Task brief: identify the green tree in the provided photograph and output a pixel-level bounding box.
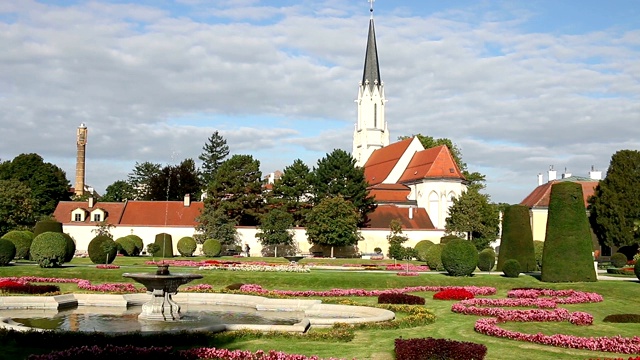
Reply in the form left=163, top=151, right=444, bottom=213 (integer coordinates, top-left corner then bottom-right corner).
left=0, top=153, right=70, bottom=216
left=444, top=188, right=500, bottom=250
left=127, top=161, right=162, bottom=200
left=312, top=149, right=376, bottom=226
left=387, top=219, right=410, bottom=260
left=195, top=208, right=240, bottom=246
left=91, top=221, right=114, bottom=239
left=542, top=182, right=597, bottom=282
left=398, top=134, right=486, bottom=190
left=269, top=159, right=313, bottom=226
left=101, top=180, right=135, bottom=202
left=147, top=158, right=201, bottom=201
left=305, top=196, right=363, bottom=248
left=204, top=154, right=263, bottom=225
left=0, top=179, right=37, bottom=235
left=588, top=150, right=640, bottom=248
left=256, top=208, right=295, bottom=247
left=199, top=131, right=230, bottom=187
left=496, top=204, right=536, bottom=272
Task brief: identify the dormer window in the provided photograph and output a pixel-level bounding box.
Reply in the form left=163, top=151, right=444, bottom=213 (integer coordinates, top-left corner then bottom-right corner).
left=90, top=208, right=107, bottom=223
left=71, top=208, right=88, bottom=222
left=93, top=213, right=101, bottom=222
left=74, top=213, right=82, bottom=222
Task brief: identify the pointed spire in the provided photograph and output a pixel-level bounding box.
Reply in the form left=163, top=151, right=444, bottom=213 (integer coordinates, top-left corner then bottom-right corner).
left=362, top=9, right=381, bottom=93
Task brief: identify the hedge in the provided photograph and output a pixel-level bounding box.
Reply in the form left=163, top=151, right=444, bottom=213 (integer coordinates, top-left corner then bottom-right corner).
left=30, top=232, right=67, bottom=268
left=541, top=182, right=597, bottom=282
left=0, top=239, right=16, bottom=266
left=424, top=244, right=444, bottom=271
left=153, top=233, right=174, bottom=258
left=611, top=252, right=628, bottom=268
left=477, top=248, right=496, bottom=272
left=1, top=230, right=32, bottom=260
left=88, top=235, right=117, bottom=264
left=126, top=235, right=144, bottom=255
left=497, top=204, right=536, bottom=272
left=33, top=220, right=63, bottom=236
left=414, top=240, right=434, bottom=262
left=61, top=233, right=76, bottom=263
left=441, top=239, right=478, bottom=276
left=502, top=259, right=521, bottom=278
left=177, top=236, right=197, bottom=257
left=202, top=239, right=222, bottom=257
left=115, top=237, right=136, bottom=256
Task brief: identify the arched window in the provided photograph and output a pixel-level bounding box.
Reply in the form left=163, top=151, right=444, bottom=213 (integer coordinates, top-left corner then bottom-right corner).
left=429, top=191, right=439, bottom=228
left=446, top=191, right=456, bottom=218
left=373, top=104, right=377, bottom=128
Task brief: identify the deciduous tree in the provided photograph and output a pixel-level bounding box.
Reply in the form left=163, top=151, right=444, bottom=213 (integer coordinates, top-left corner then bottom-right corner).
left=127, top=161, right=161, bottom=200
left=101, top=180, right=135, bottom=202
left=195, top=208, right=239, bottom=246
left=255, top=208, right=295, bottom=247
left=147, top=158, right=201, bottom=201
left=0, top=179, right=37, bottom=235
left=444, top=188, right=500, bottom=250
left=305, top=196, right=362, bottom=247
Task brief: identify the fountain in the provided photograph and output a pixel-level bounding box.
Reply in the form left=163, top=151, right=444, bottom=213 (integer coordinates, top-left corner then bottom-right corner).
left=122, top=264, right=202, bottom=321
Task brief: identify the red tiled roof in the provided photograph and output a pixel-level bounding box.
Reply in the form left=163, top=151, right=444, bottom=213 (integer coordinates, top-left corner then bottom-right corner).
left=368, top=183, right=411, bottom=203
left=119, top=201, right=203, bottom=226
left=366, top=205, right=434, bottom=230
left=363, top=138, right=414, bottom=186
left=398, top=145, right=465, bottom=183
left=53, top=201, right=126, bottom=225
left=520, top=178, right=599, bottom=208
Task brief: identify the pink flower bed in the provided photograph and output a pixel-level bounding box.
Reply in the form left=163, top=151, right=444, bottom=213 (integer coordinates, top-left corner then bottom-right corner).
left=385, top=264, right=430, bottom=272
left=396, top=272, right=419, bottom=276
left=507, top=288, right=604, bottom=304
left=238, top=284, right=496, bottom=297
left=96, top=264, right=120, bottom=269
left=0, top=276, right=142, bottom=293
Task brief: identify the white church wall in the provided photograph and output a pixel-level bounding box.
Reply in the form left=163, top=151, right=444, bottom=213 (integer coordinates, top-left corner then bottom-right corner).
left=411, top=181, right=466, bottom=229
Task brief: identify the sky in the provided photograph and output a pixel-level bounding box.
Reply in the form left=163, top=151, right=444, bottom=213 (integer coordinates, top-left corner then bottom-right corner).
left=1, top=0, right=639, bottom=204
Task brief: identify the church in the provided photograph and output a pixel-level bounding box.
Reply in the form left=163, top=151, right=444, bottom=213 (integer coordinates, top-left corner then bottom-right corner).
left=356, top=7, right=466, bottom=231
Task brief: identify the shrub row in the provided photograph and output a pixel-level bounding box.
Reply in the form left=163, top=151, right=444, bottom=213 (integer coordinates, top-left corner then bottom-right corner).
left=603, top=314, right=640, bottom=323
left=378, top=293, right=425, bottom=305
left=1, top=230, right=32, bottom=260
left=395, top=337, right=487, bottom=360
left=0, top=239, right=16, bottom=266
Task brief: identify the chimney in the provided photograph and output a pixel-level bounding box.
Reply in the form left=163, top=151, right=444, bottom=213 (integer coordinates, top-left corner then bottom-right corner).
left=589, top=165, right=602, bottom=180
left=183, top=194, right=191, bottom=207
left=74, top=123, right=88, bottom=197
left=537, top=173, right=543, bottom=186
left=409, top=207, right=414, bottom=220
left=562, top=167, right=572, bottom=179
left=548, top=165, right=557, bottom=182
left=88, top=196, right=94, bottom=208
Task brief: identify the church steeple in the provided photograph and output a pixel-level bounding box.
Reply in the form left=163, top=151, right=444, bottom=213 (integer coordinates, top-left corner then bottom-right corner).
left=353, top=1, right=390, bottom=168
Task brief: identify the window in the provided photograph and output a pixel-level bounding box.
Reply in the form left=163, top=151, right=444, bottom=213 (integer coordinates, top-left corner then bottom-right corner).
left=93, top=213, right=101, bottom=222
left=74, top=213, right=82, bottom=222
left=373, top=104, right=377, bottom=128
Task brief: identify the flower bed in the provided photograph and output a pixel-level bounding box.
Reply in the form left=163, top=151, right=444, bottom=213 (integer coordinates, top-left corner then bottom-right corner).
left=199, top=263, right=310, bottom=273
left=378, top=293, right=425, bottom=305
left=395, top=337, right=487, bottom=360
left=237, top=284, right=496, bottom=297
left=396, top=272, right=419, bottom=276
left=385, top=264, right=430, bottom=272
left=96, top=264, right=120, bottom=269
left=0, top=276, right=142, bottom=293
left=0, top=280, right=60, bottom=295
left=433, top=289, right=474, bottom=301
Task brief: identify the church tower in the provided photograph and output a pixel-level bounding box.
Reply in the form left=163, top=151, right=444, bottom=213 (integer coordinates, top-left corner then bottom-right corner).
left=353, top=1, right=389, bottom=167
left=74, top=123, right=88, bottom=197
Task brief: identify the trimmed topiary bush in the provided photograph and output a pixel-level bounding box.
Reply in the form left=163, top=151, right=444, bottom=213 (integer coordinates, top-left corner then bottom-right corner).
left=477, top=248, right=496, bottom=272
left=202, top=239, right=222, bottom=257
left=541, top=182, right=597, bottom=282
left=33, top=220, right=63, bottom=236
left=603, top=314, right=640, bottom=323
left=115, top=237, right=136, bottom=256
left=0, top=238, right=16, bottom=266
left=87, top=235, right=117, bottom=264
left=414, top=240, right=434, bottom=262
left=126, top=235, right=144, bottom=255
left=153, top=233, right=174, bottom=258
left=30, top=232, right=67, bottom=268
left=1, top=230, right=32, bottom=260
left=611, top=252, right=628, bottom=268
left=61, top=233, right=76, bottom=263
left=440, top=234, right=463, bottom=245
left=497, top=204, right=536, bottom=272
left=424, top=244, right=444, bottom=271
left=177, top=236, right=197, bottom=257
left=503, top=259, right=521, bottom=278
left=441, top=239, right=478, bottom=277
left=635, top=260, right=640, bottom=281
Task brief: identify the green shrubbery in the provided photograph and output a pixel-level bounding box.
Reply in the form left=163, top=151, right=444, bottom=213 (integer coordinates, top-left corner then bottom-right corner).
left=441, top=239, right=478, bottom=276
left=33, top=220, right=63, bottom=236
left=541, top=182, right=597, bottom=282
left=115, top=237, right=137, bottom=256
left=30, top=232, right=67, bottom=268
left=502, top=259, right=521, bottom=278
left=611, top=252, right=628, bottom=268
left=414, top=240, right=434, bottom=262
left=153, top=233, right=174, bottom=258
left=533, top=240, right=544, bottom=270
left=202, top=239, right=222, bottom=257
left=61, top=233, right=76, bottom=263
left=497, top=204, right=536, bottom=272
left=477, top=248, right=496, bottom=272
left=88, top=235, right=117, bottom=264
left=126, top=235, right=144, bottom=255
left=1, top=230, right=32, bottom=260
left=423, top=244, right=444, bottom=271
left=177, top=236, right=197, bottom=257
left=635, top=261, right=640, bottom=281
left=439, top=234, right=463, bottom=245
left=0, top=238, right=16, bottom=266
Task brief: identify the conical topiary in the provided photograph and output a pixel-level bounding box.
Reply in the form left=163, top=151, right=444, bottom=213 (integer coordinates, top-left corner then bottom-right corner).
left=153, top=233, right=174, bottom=258
left=497, top=204, right=536, bottom=272
left=541, top=182, right=597, bottom=282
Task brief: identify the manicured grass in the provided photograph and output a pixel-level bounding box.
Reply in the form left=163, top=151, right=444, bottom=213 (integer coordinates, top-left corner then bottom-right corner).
left=1, top=256, right=639, bottom=360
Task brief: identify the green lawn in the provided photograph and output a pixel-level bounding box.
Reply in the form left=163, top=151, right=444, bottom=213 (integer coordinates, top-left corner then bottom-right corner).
left=1, top=256, right=639, bottom=360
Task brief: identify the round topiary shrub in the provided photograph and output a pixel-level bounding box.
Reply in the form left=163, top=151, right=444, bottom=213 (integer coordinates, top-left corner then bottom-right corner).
left=440, top=234, right=464, bottom=245
left=503, top=259, right=521, bottom=278
left=88, top=235, right=117, bottom=264
left=414, top=240, right=434, bottom=262
left=61, top=233, right=76, bottom=263
left=635, top=260, right=640, bottom=281
left=153, top=233, right=174, bottom=258
left=33, top=220, right=63, bottom=236
left=115, top=236, right=136, bottom=256
left=424, top=244, right=444, bottom=271
left=0, top=238, right=16, bottom=266
left=202, top=239, right=222, bottom=257
left=1, top=230, right=32, bottom=260
left=611, top=252, right=628, bottom=268
left=126, top=235, right=144, bottom=255
left=441, top=239, right=479, bottom=276
left=30, top=232, right=67, bottom=268
left=478, top=248, right=496, bottom=272
left=177, top=236, right=197, bottom=257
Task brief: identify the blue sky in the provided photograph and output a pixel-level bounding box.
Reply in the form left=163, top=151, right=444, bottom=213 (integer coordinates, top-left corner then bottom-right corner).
left=1, top=0, right=639, bottom=204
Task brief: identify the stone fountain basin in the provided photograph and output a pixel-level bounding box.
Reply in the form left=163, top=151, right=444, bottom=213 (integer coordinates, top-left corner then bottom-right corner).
left=0, top=293, right=394, bottom=333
